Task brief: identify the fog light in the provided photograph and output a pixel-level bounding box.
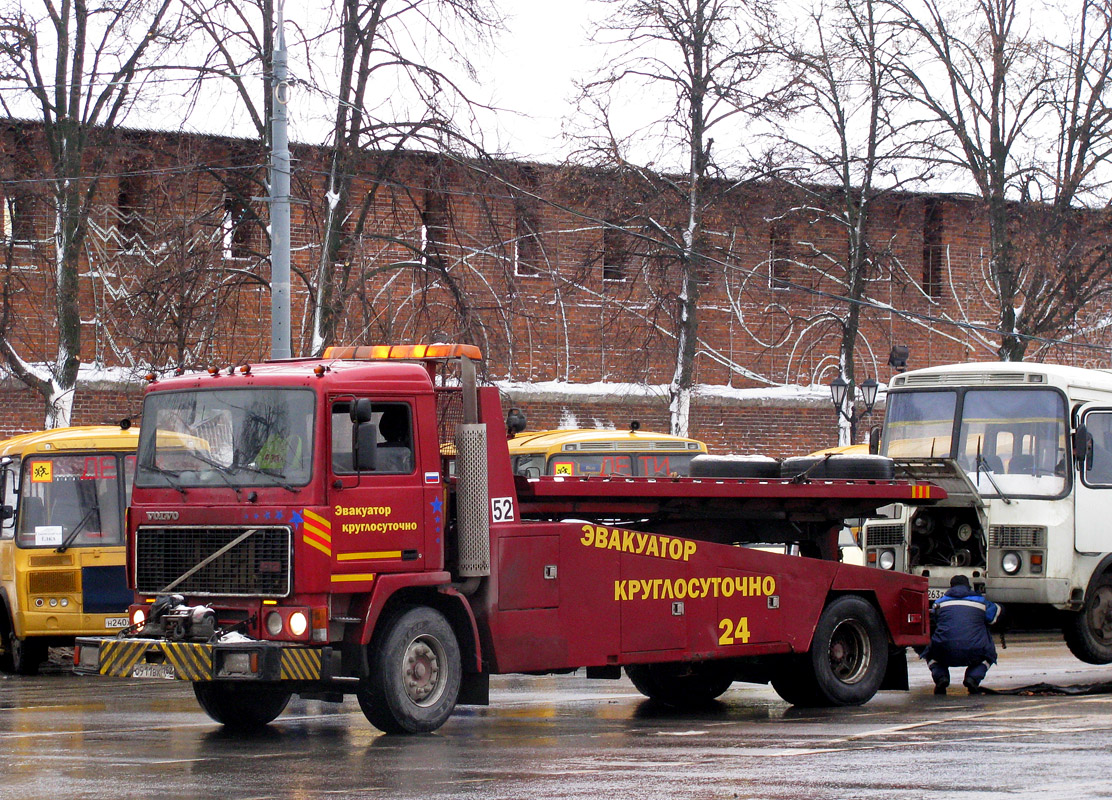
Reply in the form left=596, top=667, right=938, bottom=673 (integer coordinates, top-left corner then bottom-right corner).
left=77, top=644, right=100, bottom=671
left=266, top=611, right=284, bottom=636
left=1002, top=551, right=1022, bottom=574
left=288, top=611, right=308, bottom=637
left=218, top=651, right=256, bottom=677
left=878, top=549, right=896, bottom=570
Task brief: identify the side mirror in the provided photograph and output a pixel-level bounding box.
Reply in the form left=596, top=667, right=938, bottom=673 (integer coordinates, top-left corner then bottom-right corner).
left=0, top=505, right=13, bottom=521
left=1075, top=423, right=1093, bottom=471
left=353, top=421, right=378, bottom=472
left=350, top=398, right=374, bottom=424
left=868, top=427, right=881, bottom=455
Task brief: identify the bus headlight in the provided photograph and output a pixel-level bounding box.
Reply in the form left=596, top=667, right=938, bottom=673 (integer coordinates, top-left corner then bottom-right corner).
left=1002, top=551, right=1022, bottom=575
left=878, top=549, right=896, bottom=570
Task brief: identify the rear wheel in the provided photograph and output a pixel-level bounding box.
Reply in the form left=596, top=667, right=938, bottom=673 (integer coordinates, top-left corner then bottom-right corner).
left=1064, top=574, right=1112, bottom=664
left=357, top=606, right=461, bottom=734
left=625, top=661, right=734, bottom=708
left=193, top=682, right=292, bottom=728
left=772, top=595, right=888, bottom=707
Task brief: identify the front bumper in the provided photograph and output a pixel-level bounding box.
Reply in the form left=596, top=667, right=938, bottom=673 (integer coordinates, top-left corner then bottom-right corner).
left=74, top=636, right=331, bottom=683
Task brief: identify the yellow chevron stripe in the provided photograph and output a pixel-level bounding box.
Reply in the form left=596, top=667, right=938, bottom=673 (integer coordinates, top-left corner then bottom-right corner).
left=99, top=640, right=147, bottom=677
left=303, top=521, right=332, bottom=542
left=163, top=642, right=212, bottom=681
left=337, top=551, right=402, bottom=561
left=280, top=648, right=322, bottom=681
left=303, top=508, right=331, bottom=528
left=303, top=535, right=332, bottom=557
left=331, top=573, right=376, bottom=583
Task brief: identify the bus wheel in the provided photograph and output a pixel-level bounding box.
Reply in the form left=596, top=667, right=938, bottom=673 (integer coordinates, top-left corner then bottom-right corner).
left=357, top=606, right=461, bottom=734
left=1064, top=574, right=1112, bottom=664
left=775, top=596, right=887, bottom=707
left=625, top=662, right=734, bottom=708
left=193, top=682, right=291, bottom=728
left=0, top=612, right=45, bottom=676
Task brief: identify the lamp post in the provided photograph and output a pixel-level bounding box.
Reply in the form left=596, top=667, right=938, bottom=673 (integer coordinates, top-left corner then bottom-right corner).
left=829, top=375, right=879, bottom=444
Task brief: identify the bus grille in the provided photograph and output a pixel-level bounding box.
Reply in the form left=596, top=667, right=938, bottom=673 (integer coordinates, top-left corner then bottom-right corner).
left=865, top=524, right=905, bottom=546
left=28, top=570, right=77, bottom=594
left=990, top=525, right=1047, bottom=549
left=135, top=526, right=291, bottom=597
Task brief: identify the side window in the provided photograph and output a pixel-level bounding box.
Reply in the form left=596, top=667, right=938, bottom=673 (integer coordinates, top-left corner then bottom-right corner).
left=330, top=401, right=414, bottom=475
left=0, top=458, right=18, bottom=539
left=1084, top=411, right=1112, bottom=486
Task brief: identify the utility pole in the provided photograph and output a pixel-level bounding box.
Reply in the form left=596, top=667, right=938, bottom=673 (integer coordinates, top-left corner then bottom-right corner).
left=269, top=0, right=292, bottom=359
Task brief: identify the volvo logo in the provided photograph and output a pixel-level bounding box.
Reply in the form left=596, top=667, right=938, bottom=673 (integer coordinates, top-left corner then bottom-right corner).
left=145, top=511, right=179, bottom=521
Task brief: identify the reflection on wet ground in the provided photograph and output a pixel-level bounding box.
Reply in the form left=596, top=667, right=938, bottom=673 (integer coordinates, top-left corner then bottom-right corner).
left=2, top=634, right=1112, bottom=799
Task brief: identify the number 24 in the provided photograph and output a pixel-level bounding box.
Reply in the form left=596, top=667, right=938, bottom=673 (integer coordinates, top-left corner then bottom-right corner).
left=718, top=617, right=751, bottom=646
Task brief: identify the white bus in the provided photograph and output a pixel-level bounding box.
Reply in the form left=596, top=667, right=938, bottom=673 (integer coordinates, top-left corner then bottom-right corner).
left=861, top=361, right=1112, bottom=663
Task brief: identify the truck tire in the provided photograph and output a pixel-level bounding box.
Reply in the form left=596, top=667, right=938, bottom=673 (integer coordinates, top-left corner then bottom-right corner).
left=625, top=661, right=734, bottom=708
left=1064, top=573, right=1112, bottom=664
left=358, top=606, right=461, bottom=734
left=193, top=682, right=292, bottom=728
left=774, top=595, right=888, bottom=707
left=780, top=455, right=895, bottom=480
left=689, top=455, right=780, bottom=479
left=0, top=612, right=45, bottom=675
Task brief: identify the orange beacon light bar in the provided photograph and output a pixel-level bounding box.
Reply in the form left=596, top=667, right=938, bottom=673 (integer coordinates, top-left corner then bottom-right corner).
left=323, top=343, right=483, bottom=361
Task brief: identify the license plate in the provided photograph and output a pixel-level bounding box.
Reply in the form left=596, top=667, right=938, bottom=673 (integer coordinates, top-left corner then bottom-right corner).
left=928, top=588, right=945, bottom=600
left=132, top=663, right=176, bottom=680
left=105, top=617, right=128, bottom=629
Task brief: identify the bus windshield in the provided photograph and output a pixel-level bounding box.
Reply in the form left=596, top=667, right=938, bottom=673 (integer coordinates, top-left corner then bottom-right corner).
left=136, top=388, right=315, bottom=489
left=17, top=454, right=133, bottom=548
left=884, top=388, right=1067, bottom=498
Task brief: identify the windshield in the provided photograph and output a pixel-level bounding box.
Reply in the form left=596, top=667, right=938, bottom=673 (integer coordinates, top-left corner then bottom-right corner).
left=136, top=388, right=315, bottom=488
left=884, top=388, right=1067, bottom=498
left=17, top=454, right=133, bottom=548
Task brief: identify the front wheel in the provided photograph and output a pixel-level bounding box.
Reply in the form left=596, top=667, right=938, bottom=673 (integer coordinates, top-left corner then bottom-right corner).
left=193, top=682, right=292, bottom=728
left=0, top=612, right=46, bottom=675
left=1064, top=574, right=1112, bottom=664
left=773, top=595, right=888, bottom=707
left=357, top=606, right=461, bottom=734
left=625, top=661, right=734, bottom=708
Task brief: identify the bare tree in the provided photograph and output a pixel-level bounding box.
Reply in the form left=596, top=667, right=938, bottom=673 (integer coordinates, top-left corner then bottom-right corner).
left=764, top=0, right=913, bottom=442
left=578, top=0, right=780, bottom=436
left=0, top=0, right=179, bottom=426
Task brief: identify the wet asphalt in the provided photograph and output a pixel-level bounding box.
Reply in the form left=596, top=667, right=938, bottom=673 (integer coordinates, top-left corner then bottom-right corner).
left=1, top=633, right=1110, bottom=800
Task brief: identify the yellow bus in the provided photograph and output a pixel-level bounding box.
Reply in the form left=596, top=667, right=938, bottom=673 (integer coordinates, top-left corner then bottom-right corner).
left=507, top=425, right=707, bottom=478
left=0, top=424, right=138, bottom=674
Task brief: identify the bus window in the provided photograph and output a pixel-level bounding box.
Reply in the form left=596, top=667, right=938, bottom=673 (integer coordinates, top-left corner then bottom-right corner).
left=17, top=455, right=126, bottom=548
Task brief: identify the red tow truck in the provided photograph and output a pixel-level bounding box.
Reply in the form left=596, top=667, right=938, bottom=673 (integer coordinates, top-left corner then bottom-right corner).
left=75, top=344, right=943, bottom=733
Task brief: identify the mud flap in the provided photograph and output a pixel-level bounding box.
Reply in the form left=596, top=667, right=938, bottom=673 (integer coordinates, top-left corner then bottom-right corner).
left=879, top=647, right=909, bottom=690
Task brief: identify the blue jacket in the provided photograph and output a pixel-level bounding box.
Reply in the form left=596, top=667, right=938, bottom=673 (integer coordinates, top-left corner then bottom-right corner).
left=924, top=585, right=1002, bottom=666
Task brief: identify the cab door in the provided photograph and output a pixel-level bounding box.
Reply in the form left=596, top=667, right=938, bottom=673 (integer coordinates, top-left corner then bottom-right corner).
left=1074, top=404, right=1112, bottom=553
left=327, top=397, right=428, bottom=576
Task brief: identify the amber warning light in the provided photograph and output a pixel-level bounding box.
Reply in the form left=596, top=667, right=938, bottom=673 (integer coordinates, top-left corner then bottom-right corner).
left=324, top=343, right=482, bottom=361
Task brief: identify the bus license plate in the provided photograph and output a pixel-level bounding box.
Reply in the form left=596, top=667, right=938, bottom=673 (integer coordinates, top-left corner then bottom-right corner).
left=132, top=663, right=176, bottom=680
left=104, top=617, right=128, bottom=629
left=927, top=588, right=945, bottom=600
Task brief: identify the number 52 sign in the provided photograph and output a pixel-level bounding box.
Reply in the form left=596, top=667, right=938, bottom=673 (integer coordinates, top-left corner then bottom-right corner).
left=491, top=496, right=515, bottom=523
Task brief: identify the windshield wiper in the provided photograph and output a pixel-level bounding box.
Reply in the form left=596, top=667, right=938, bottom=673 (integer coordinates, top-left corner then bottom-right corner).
left=139, top=463, right=186, bottom=496
left=186, top=451, right=243, bottom=500
left=235, top=462, right=298, bottom=493
left=56, top=506, right=97, bottom=554
left=976, top=453, right=1013, bottom=505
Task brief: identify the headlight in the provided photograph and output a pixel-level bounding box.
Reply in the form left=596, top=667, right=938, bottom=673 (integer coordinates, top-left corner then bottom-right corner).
left=1002, top=551, right=1022, bottom=574
left=130, top=607, right=146, bottom=627
left=265, top=611, right=284, bottom=636
left=288, top=611, right=308, bottom=637
left=878, top=549, right=896, bottom=570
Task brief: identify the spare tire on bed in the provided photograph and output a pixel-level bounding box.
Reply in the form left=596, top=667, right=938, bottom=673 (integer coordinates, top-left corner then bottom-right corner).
left=780, top=454, right=895, bottom=480
left=689, top=454, right=781, bottom=479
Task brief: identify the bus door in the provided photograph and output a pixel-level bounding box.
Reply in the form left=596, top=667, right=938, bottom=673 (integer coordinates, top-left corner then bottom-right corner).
left=1075, top=405, right=1112, bottom=552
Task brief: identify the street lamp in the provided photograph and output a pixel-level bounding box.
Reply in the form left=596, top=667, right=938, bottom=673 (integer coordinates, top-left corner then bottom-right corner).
left=829, top=376, right=879, bottom=444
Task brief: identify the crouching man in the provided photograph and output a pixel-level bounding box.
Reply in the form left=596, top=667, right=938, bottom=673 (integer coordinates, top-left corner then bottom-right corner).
left=922, top=574, right=1003, bottom=695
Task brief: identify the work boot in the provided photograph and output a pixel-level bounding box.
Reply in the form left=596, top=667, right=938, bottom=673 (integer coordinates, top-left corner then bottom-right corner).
left=964, top=678, right=981, bottom=695
left=933, top=677, right=949, bottom=695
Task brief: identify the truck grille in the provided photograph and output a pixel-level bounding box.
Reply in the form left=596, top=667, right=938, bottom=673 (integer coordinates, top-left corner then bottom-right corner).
left=864, top=524, right=905, bottom=546
left=990, top=525, right=1046, bottom=548
left=135, top=526, right=291, bottom=597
